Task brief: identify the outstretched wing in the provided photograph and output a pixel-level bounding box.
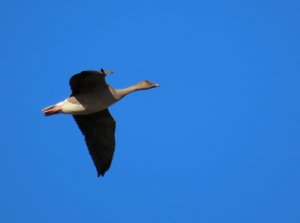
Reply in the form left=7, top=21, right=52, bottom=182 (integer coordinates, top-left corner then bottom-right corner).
left=69, top=70, right=108, bottom=96
left=73, top=109, right=116, bottom=177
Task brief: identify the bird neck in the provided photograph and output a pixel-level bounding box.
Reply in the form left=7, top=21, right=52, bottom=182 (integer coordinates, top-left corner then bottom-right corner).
left=113, top=83, right=144, bottom=99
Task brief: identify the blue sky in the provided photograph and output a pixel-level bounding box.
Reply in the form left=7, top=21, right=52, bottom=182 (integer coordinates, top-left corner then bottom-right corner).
left=1, top=0, right=300, bottom=222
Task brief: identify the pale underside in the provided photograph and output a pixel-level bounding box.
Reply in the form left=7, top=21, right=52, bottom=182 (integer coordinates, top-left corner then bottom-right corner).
left=61, top=86, right=119, bottom=115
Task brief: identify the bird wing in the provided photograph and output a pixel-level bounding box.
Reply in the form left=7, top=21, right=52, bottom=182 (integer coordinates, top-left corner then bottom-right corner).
left=73, top=109, right=116, bottom=177
left=69, top=70, right=108, bottom=96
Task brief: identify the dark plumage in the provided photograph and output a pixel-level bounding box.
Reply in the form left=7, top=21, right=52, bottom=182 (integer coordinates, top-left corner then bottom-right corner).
left=42, top=69, right=159, bottom=177
left=73, top=110, right=116, bottom=177
left=69, top=70, right=108, bottom=96
left=70, top=70, right=116, bottom=176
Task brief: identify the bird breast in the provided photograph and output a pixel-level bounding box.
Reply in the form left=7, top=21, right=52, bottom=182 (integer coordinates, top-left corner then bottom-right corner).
left=61, top=86, right=119, bottom=115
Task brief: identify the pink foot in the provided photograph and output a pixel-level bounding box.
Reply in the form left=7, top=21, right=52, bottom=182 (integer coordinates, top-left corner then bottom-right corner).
left=42, top=105, right=62, bottom=116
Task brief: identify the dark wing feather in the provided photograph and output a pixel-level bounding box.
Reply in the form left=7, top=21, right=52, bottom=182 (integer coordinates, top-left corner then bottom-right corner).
left=73, top=109, right=116, bottom=177
left=69, top=70, right=108, bottom=96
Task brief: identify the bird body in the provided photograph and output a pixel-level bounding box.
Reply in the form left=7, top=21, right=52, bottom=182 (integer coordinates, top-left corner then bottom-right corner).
left=48, top=86, right=119, bottom=115
left=42, top=69, right=158, bottom=177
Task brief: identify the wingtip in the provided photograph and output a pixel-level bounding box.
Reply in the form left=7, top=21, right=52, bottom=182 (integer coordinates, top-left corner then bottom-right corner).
left=100, top=68, right=113, bottom=76
left=97, top=172, right=105, bottom=177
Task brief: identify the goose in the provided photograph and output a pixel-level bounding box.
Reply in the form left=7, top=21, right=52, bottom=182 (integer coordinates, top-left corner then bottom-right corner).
left=42, top=69, right=159, bottom=177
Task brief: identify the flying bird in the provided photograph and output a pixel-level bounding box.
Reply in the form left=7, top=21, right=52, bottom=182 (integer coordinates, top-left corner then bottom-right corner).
left=42, top=69, right=159, bottom=177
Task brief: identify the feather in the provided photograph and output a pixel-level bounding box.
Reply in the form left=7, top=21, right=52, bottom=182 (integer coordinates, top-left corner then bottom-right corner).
left=73, top=109, right=116, bottom=177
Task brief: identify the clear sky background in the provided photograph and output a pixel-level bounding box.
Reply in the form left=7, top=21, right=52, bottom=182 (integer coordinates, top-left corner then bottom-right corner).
left=1, top=0, right=300, bottom=222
